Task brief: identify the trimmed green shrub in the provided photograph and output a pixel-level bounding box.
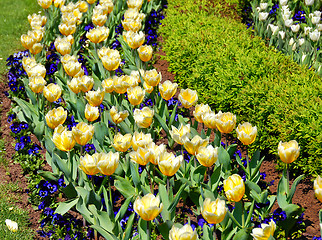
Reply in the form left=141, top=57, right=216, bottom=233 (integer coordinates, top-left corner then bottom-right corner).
left=159, top=0, right=322, bottom=175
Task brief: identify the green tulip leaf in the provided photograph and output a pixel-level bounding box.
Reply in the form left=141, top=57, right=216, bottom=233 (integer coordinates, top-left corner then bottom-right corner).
left=90, top=225, right=119, bottom=240
left=218, top=146, right=231, bottom=172
left=55, top=198, right=79, bottom=215
left=123, top=212, right=135, bottom=240
left=287, top=174, right=304, bottom=202
left=227, top=144, right=237, bottom=158
left=115, top=196, right=133, bottom=223
left=157, top=220, right=173, bottom=239
left=168, top=183, right=187, bottom=213
left=114, top=177, right=136, bottom=198
left=233, top=228, right=251, bottom=240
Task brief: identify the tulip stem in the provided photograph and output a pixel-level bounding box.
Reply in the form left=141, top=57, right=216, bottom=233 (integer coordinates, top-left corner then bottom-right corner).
left=108, top=177, right=113, bottom=205
left=286, top=164, right=290, bottom=196
left=246, top=148, right=250, bottom=177
left=241, top=200, right=245, bottom=228
left=147, top=220, right=151, bottom=240
left=167, top=177, right=170, bottom=194
left=208, top=167, right=211, bottom=186
left=98, top=175, right=109, bottom=196
left=213, top=224, right=217, bottom=240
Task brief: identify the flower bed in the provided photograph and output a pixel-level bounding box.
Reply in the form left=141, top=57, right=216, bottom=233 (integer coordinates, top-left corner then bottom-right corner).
left=2, top=0, right=322, bottom=239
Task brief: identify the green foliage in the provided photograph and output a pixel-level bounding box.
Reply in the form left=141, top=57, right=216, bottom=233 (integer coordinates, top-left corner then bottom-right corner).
left=159, top=0, right=322, bottom=175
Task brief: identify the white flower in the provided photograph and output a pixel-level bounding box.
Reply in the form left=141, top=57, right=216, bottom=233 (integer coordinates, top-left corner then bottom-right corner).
left=309, top=29, right=320, bottom=42
left=279, top=31, right=285, bottom=40
left=269, top=24, right=279, bottom=35
left=5, top=219, right=18, bottom=232
left=284, top=19, right=293, bottom=27
left=289, top=38, right=294, bottom=46
left=305, top=0, right=314, bottom=6
left=291, top=24, right=300, bottom=33
left=312, top=17, right=320, bottom=24
left=304, top=27, right=312, bottom=35
left=299, top=38, right=305, bottom=46
left=259, top=12, right=269, bottom=21
left=260, top=3, right=268, bottom=10
left=280, top=0, right=288, bottom=6
left=317, top=24, right=322, bottom=31
left=292, top=43, right=296, bottom=51
left=302, top=54, right=307, bottom=63
left=314, top=11, right=321, bottom=18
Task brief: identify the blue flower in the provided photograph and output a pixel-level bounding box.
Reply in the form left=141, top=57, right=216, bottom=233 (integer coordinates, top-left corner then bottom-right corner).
left=20, top=122, right=29, bottom=129
left=20, top=135, right=31, bottom=143
left=58, top=177, right=66, bottom=187
left=47, top=183, right=58, bottom=194
left=84, top=144, right=96, bottom=153
left=38, top=201, right=46, bottom=210
left=39, top=190, right=48, bottom=198
left=10, top=122, right=21, bottom=133
left=15, top=142, right=25, bottom=151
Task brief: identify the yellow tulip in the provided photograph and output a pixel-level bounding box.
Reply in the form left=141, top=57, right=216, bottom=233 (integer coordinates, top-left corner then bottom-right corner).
left=127, top=0, right=144, bottom=9
left=251, top=219, right=276, bottom=240
left=144, top=69, right=161, bottom=87
left=183, top=135, right=209, bottom=156
left=278, top=140, right=300, bottom=164
left=52, top=125, right=75, bottom=152
left=178, top=88, right=198, bottom=108
left=129, top=147, right=151, bottom=166
left=223, top=174, right=245, bottom=202
left=63, top=60, right=82, bottom=77
left=214, top=111, right=236, bottom=134
left=79, top=154, right=99, bottom=175
left=28, top=76, right=46, bottom=93
left=100, top=0, right=114, bottom=14
left=236, top=122, right=257, bottom=145
left=137, top=45, right=153, bottom=62
left=79, top=75, right=94, bottom=92
left=201, top=198, right=227, bottom=224
left=67, top=77, right=81, bottom=94
left=37, top=0, right=52, bottom=9
left=102, top=78, right=114, bottom=93
left=67, top=35, right=74, bottom=45
left=122, top=19, right=142, bottom=32
left=26, top=63, right=46, bottom=78
left=148, top=143, right=166, bottom=165
left=30, top=43, right=43, bottom=55
left=193, top=104, right=211, bottom=123
left=100, top=48, right=121, bottom=71
left=113, top=75, right=129, bottom=94
left=21, top=34, right=36, bottom=50
left=28, top=29, right=44, bottom=42
left=54, top=36, right=71, bottom=55
left=133, top=107, right=154, bottom=128
left=92, top=12, right=107, bottom=26
left=159, top=80, right=178, bottom=101
left=85, top=104, right=99, bottom=122
left=169, top=124, right=191, bottom=145
left=110, top=106, right=129, bottom=124
left=96, top=152, right=119, bottom=175
left=58, top=23, right=76, bottom=36
left=5, top=219, right=18, bottom=232
left=54, top=0, right=65, bottom=8
left=123, top=75, right=139, bottom=88
left=169, top=224, right=199, bottom=240
left=28, top=13, right=47, bottom=27
left=127, top=86, right=145, bottom=106
left=85, top=88, right=105, bottom=107
left=134, top=193, right=163, bottom=221
left=22, top=57, right=36, bottom=72
left=113, top=132, right=132, bottom=152
left=196, top=145, right=218, bottom=167
left=86, top=26, right=109, bottom=44
left=45, top=107, right=67, bottom=129
left=314, top=176, right=322, bottom=203
left=61, top=54, right=78, bottom=65
left=202, top=111, right=217, bottom=129
left=143, top=81, right=153, bottom=94
left=72, top=122, right=94, bottom=145
left=124, top=8, right=145, bottom=21
left=130, top=69, right=143, bottom=82
left=123, top=31, right=145, bottom=49
left=158, top=151, right=182, bottom=177
left=87, top=0, right=97, bottom=4
left=78, top=1, right=88, bottom=12
left=132, top=131, right=153, bottom=151
left=43, top=83, right=62, bottom=102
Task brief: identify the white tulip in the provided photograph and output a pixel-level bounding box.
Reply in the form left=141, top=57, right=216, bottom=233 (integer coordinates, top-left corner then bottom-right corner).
left=269, top=24, right=279, bottom=35
left=312, top=17, right=320, bottom=24
left=259, top=12, right=269, bottom=21
left=304, top=27, right=312, bottom=35
left=280, top=0, right=288, bottom=6
left=305, top=0, right=314, bottom=6
left=289, top=38, right=294, bottom=46
left=279, top=31, right=285, bottom=40
left=302, top=54, right=307, bottom=63
left=317, top=24, right=322, bottom=31
left=284, top=19, right=293, bottom=27
left=309, top=29, right=320, bottom=42
left=291, top=24, right=300, bottom=33
left=314, top=11, right=321, bottom=18
left=260, top=3, right=268, bottom=11
left=292, top=43, right=296, bottom=51
left=299, top=38, right=305, bottom=46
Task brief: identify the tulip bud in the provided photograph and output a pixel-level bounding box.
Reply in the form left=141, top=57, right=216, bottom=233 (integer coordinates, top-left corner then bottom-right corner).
left=38, top=0, right=52, bottom=9
left=214, top=111, right=236, bottom=134
left=113, top=132, right=132, bottom=152
left=169, top=224, right=199, bottom=240
left=183, top=135, right=209, bottom=155
left=236, top=122, right=257, bottom=145
left=85, top=88, right=105, bottom=107
left=196, top=145, right=218, bottom=167
left=278, top=140, right=300, bottom=164
left=79, top=154, right=99, bottom=175
left=169, top=124, right=191, bottom=145
left=45, top=107, right=67, bottom=129
left=159, top=80, right=178, bottom=101
left=193, top=104, right=211, bottom=123
left=85, top=104, right=99, bottom=122
left=178, top=88, right=198, bottom=108
left=201, top=198, right=227, bottom=224
left=96, top=152, right=119, bottom=175
left=29, top=76, right=46, bottom=93
left=314, top=176, right=322, bottom=203
left=110, top=106, right=129, bottom=124
left=127, top=86, right=145, bottom=106
left=137, top=45, right=153, bottom=62
left=133, top=107, right=154, bottom=128
left=5, top=219, right=18, bottom=232
left=132, top=131, right=153, bottom=151
left=102, top=78, right=114, bottom=93
left=52, top=125, right=75, bottom=151
left=224, top=174, right=245, bottom=202
left=158, top=151, right=182, bottom=177
left=144, top=69, right=161, bottom=87
left=134, top=193, right=163, bottom=221
left=251, top=219, right=276, bottom=240
left=43, top=83, right=62, bottom=102
left=72, top=122, right=94, bottom=145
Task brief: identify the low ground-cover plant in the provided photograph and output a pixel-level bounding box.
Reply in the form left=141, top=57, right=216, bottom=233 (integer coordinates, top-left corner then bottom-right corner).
left=158, top=0, right=322, bottom=176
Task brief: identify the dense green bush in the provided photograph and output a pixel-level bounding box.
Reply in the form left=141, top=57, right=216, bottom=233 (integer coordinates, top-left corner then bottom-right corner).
left=159, top=0, right=322, bottom=175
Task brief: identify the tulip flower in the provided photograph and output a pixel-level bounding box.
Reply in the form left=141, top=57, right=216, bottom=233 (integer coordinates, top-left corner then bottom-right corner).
left=124, top=75, right=139, bottom=88
left=28, top=76, right=46, bottom=93
left=134, top=193, right=163, bottom=221
left=223, top=174, right=245, bottom=202
left=61, top=54, right=78, bottom=65
left=122, top=18, right=142, bottom=32
left=54, top=0, right=65, bottom=8
left=178, top=88, right=198, bottom=108
left=196, top=145, right=218, bottom=167
left=137, top=45, right=153, bottom=62
left=100, top=0, right=114, bottom=14
left=309, top=29, right=320, bottom=42
left=124, top=8, right=144, bottom=20
left=169, top=124, right=191, bottom=145
left=37, top=0, right=52, bottom=9
left=147, top=143, right=166, bottom=165
left=27, top=63, right=46, bottom=78
left=86, top=26, right=109, bottom=44
left=259, top=12, right=269, bottom=21
left=214, top=111, right=236, bottom=134
left=169, top=224, right=199, bottom=240
left=251, top=219, right=276, bottom=240
left=22, top=57, right=36, bottom=71
left=193, top=104, right=211, bottom=123
left=183, top=135, right=209, bottom=156
left=144, top=69, right=161, bottom=87
left=68, top=77, right=81, bottom=94
left=85, top=88, right=105, bottom=107
left=45, top=107, right=68, bottom=129
left=58, top=23, right=76, bottom=36
left=85, top=104, right=99, bottom=122
left=133, top=107, right=154, bottom=128
left=30, top=43, right=43, bottom=55
left=113, top=132, right=132, bottom=152
left=54, top=36, right=71, bottom=55
left=291, top=24, right=300, bottom=33
left=78, top=1, right=89, bottom=12
left=127, top=86, right=145, bottom=106
left=236, top=122, right=257, bottom=145
left=63, top=60, right=82, bottom=77
left=101, top=78, right=114, bottom=93
left=314, top=176, right=322, bottom=202
left=129, top=147, right=151, bottom=166
left=143, top=81, right=153, bottom=94
left=5, top=219, right=18, bottom=232
left=305, top=0, right=314, bottom=6
left=28, top=13, right=47, bottom=27
left=127, top=0, right=144, bottom=9
left=43, top=83, right=62, bottom=102
left=124, top=31, right=145, bottom=49
left=52, top=125, right=75, bottom=152
left=21, top=34, right=36, bottom=50
left=201, top=198, right=227, bottom=224
left=132, top=131, right=153, bottom=151
left=110, top=106, right=129, bottom=124
left=79, top=154, right=99, bottom=175
left=87, top=0, right=97, bottom=4
left=92, top=12, right=107, bottom=26
left=159, top=80, right=178, bottom=101
left=202, top=111, right=217, bottom=129
left=79, top=75, right=94, bottom=92
left=113, top=75, right=129, bottom=94
left=72, top=122, right=94, bottom=146
left=158, top=151, right=182, bottom=177
left=278, top=140, right=300, bottom=164
left=96, top=152, right=119, bottom=176
left=100, top=48, right=121, bottom=71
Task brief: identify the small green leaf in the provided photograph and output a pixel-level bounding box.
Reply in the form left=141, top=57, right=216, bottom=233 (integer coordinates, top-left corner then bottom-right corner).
left=55, top=198, right=79, bottom=215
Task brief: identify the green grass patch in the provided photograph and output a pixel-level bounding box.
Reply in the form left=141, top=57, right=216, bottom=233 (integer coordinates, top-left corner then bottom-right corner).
left=0, top=0, right=40, bottom=76
left=159, top=0, right=322, bottom=175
